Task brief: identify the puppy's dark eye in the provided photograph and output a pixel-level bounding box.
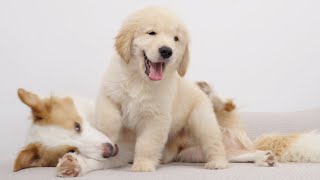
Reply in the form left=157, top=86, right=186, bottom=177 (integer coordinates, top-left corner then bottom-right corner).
left=74, top=122, right=81, bottom=133
left=148, top=31, right=156, bottom=35
left=174, top=36, right=179, bottom=41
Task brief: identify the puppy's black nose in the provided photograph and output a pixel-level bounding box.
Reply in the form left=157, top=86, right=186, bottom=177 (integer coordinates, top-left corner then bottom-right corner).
left=159, top=46, right=172, bottom=59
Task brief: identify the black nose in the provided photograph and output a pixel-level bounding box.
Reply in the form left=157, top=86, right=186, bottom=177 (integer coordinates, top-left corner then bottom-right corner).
left=159, top=46, right=172, bottom=59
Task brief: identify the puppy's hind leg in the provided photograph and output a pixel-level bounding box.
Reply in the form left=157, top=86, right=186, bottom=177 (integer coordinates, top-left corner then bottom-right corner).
left=188, top=101, right=229, bottom=169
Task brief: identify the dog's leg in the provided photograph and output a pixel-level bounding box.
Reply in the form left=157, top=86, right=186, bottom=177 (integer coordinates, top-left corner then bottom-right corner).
left=131, top=114, right=170, bottom=172
left=95, top=95, right=122, bottom=142
left=229, top=150, right=276, bottom=167
left=189, top=101, right=229, bottom=169
left=176, top=146, right=205, bottom=163
left=161, top=143, right=179, bottom=164
left=56, top=153, right=104, bottom=177
left=56, top=149, right=132, bottom=177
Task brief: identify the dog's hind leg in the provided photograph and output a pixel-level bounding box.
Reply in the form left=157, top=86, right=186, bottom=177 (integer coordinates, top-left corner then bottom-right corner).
left=188, top=100, right=228, bottom=169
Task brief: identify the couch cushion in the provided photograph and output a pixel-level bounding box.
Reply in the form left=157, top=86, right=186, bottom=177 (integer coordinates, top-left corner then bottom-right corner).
left=2, top=109, right=320, bottom=179
left=240, top=109, right=320, bottom=138
left=2, top=159, right=320, bottom=180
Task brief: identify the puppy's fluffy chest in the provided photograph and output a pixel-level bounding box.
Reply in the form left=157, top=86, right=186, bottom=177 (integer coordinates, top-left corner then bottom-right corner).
left=103, top=68, right=177, bottom=130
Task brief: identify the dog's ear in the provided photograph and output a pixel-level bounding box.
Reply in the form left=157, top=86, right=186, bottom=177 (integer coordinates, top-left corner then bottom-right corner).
left=178, top=46, right=189, bottom=77
left=13, top=144, right=40, bottom=172
left=17, top=88, right=48, bottom=121
left=115, top=23, right=135, bottom=64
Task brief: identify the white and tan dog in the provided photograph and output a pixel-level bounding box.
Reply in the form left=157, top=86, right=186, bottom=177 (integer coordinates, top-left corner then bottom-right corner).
left=95, top=7, right=228, bottom=172
left=14, top=89, right=121, bottom=176
left=183, top=82, right=320, bottom=165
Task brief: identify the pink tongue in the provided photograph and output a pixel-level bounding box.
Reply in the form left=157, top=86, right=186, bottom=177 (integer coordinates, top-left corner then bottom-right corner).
left=149, top=62, right=163, bottom=81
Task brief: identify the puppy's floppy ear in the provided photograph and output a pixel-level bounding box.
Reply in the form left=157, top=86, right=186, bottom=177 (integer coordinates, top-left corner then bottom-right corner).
left=13, top=144, right=40, bottom=172
left=178, top=46, right=189, bottom=77
left=17, top=88, right=48, bottom=121
left=115, top=23, right=135, bottom=64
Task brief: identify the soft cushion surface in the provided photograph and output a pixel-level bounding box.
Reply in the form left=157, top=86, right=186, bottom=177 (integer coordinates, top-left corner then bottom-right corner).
left=2, top=109, right=320, bottom=179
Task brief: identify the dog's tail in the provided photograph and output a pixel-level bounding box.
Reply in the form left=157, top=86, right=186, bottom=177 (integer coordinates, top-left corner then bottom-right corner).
left=255, top=130, right=320, bottom=162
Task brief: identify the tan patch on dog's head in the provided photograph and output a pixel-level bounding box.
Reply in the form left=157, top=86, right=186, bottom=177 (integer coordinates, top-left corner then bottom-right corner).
left=17, top=88, right=82, bottom=131
left=254, top=134, right=300, bottom=158
left=13, top=143, right=77, bottom=172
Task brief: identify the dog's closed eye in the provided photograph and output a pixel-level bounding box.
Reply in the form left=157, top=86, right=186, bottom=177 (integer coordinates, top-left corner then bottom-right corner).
left=148, top=31, right=157, bottom=35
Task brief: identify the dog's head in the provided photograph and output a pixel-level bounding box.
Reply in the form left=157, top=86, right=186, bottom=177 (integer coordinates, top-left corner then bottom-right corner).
left=14, top=89, right=118, bottom=172
left=115, top=7, right=190, bottom=81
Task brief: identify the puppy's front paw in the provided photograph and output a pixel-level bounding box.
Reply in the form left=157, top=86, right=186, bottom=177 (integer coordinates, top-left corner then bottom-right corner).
left=56, top=153, right=81, bottom=177
left=205, top=159, right=229, bottom=170
left=255, top=150, right=277, bottom=167
left=131, top=159, right=155, bottom=172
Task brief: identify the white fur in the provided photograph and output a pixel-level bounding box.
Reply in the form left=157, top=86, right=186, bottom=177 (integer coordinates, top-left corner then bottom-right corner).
left=281, top=131, right=320, bottom=162
left=26, top=98, right=113, bottom=161
left=95, top=7, right=228, bottom=172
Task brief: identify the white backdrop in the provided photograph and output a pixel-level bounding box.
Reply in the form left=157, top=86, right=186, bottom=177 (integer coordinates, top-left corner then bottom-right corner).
left=0, top=0, right=320, bottom=160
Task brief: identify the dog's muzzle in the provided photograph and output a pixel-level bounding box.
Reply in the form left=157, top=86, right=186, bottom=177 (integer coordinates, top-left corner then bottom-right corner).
left=144, top=51, right=166, bottom=81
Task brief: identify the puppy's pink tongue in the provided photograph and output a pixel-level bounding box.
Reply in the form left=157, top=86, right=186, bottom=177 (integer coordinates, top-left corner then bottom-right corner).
left=149, top=62, right=163, bottom=81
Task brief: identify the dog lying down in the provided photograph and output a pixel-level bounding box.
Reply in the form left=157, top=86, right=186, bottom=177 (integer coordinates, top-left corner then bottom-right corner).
left=14, top=85, right=320, bottom=177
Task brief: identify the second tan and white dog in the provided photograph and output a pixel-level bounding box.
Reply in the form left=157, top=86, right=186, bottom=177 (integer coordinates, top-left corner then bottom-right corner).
left=198, top=82, right=320, bottom=164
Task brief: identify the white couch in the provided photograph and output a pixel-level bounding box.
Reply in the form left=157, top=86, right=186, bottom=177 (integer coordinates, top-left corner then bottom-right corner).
left=1, top=109, right=320, bottom=180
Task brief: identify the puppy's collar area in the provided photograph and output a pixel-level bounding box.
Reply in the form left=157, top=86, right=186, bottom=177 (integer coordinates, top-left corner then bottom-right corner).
left=143, top=51, right=165, bottom=81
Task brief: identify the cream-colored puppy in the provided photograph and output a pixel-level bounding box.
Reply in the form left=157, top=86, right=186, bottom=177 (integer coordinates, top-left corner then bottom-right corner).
left=95, top=7, right=228, bottom=172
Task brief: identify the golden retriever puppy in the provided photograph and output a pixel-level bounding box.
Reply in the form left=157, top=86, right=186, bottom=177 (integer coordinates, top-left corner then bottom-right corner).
left=95, top=7, right=228, bottom=172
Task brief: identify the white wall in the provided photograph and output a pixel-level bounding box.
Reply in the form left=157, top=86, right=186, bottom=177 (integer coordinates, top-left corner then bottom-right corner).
left=0, top=0, right=319, bottom=159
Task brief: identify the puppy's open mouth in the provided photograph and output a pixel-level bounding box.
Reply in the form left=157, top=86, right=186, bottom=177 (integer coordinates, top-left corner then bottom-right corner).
left=144, top=51, right=165, bottom=81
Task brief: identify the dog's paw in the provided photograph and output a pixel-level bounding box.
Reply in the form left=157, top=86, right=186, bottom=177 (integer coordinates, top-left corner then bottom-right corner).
left=131, top=159, right=155, bottom=172
left=205, top=159, right=229, bottom=170
left=56, top=153, right=81, bottom=177
left=255, top=150, right=277, bottom=167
